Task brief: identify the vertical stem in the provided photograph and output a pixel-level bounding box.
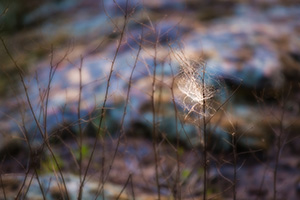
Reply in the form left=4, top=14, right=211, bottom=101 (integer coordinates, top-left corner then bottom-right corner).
left=77, top=57, right=83, bottom=200
left=273, top=145, right=279, bottom=200
left=0, top=172, right=6, bottom=200
left=130, top=172, right=136, bottom=200
left=273, top=89, right=289, bottom=200
left=151, top=29, right=161, bottom=200
left=232, top=132, right=237, bottom=200
left=170, top=65, right=181, bottom=199
left=202, top=67, right=207, bottom=200
left=273, top=112, right=284, bottom=200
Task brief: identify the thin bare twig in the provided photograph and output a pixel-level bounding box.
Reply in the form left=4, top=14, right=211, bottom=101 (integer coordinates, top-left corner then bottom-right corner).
left=78, top=1, right=130, bottom=199
left=170, top=59, right=181, bottom=200
left=77, top=56, right=84, bottom=200
left=116, top=174, right=133, bottom=200
left=100, top=26, right=143, bottom=193
left=151, top=26, right=161, bottom=200
left=0, top=37, right=71, bottom=200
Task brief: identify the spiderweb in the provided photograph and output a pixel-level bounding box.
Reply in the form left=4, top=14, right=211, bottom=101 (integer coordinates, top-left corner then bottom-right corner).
left=173, top=50, right=219, bottom=121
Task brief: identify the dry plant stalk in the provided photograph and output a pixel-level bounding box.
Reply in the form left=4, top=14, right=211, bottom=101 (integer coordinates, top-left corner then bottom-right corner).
left=174, top=50, right=215, bottom=200
left=150, top=28, right=161, bottom=200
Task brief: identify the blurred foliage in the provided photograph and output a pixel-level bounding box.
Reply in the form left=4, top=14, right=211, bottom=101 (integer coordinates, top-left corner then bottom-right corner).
left=40, top=152, right=64, bottom=173
left=74, top=144, right=90, bottom=161
left=181, top=169, right=191, bottom=180
left=0, top=0, right=42, bottom=33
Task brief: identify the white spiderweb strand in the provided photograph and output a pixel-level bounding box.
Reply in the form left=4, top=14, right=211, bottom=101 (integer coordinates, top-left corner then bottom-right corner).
left=175, top=53, right=216, bottom=120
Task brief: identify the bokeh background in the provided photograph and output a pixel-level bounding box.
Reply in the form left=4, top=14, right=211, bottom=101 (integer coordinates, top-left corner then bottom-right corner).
left=0, top=0, right=300, bottom=199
